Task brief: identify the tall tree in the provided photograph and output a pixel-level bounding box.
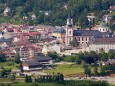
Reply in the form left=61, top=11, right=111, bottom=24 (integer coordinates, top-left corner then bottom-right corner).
left=14, top=53, right=21, bottom=64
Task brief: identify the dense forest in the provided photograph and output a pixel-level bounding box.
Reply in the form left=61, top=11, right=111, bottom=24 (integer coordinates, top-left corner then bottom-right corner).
left=0, top=0, right=115, bottom=26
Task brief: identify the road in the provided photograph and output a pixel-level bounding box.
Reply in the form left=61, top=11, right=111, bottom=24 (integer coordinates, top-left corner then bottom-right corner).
left=64, top=76, right=115, bottom=85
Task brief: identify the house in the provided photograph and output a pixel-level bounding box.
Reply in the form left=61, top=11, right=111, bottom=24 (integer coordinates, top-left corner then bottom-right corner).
left=103, top=15, right=112, bottom=24
left=106, top=59, right=115, bottom=65
left=14, top=44, right=42, bottom=58
left=3, top=48, right=16, bottom=58
left=0, top=42, right=8, bottom=49
left=20, top=31, right=41, bottom=43
left=3, top=7, right=11, bottom=16
left=42, top=43, right=61, bottom=55
left=87, top=37, right=115, bottom=52
left=108, top=6, right=115, bottom=12
left=3, top=32, right=16, bottom=39
left=51, top=26, right=65, bottom=43
left=31, top=14, right=36, bottom=20
left=42, top=43, right=71, bottom=55
left=22, top=56, right=53, bottom=71
left=87, top=15, right=96, bottom=22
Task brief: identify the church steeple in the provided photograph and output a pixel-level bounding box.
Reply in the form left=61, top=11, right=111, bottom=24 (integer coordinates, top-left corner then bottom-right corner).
left=66, top=14, right=73, bottom=27
left=65, top=14, right=74, bottom=45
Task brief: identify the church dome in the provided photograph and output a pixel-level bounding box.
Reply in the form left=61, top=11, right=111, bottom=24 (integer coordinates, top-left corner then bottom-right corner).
left=99, top=21, right=107, bottom=27
left=98, top=21, right=109, bottom=32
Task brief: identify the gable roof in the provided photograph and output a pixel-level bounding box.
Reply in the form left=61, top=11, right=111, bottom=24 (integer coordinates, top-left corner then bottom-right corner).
left=35, top=56, right=52, bottom=62
left=106, top=59, right=115, bottom=65
left=28, top=56, right=52, bottom=62
left=91, top=37, right=115, bottom=44
left=73, top=30, right=110, bottom=37
left=0, top=38, right=12, bottom=43
left=23, top=60, right=42, bottom=66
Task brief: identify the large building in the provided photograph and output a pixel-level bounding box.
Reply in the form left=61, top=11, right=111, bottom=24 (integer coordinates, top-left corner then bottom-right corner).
left=65, top=18, right=111, bottom=48
left=22, top=56, right=53, bottom=72
left=87, top=37, right=115, bottom=52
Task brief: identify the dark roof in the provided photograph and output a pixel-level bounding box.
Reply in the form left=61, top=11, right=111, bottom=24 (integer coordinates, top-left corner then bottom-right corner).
left=99, top=21, right=108, bottom=27
left=23, top=60, right=42, bottom=66
left=0, top=38, right=12, bottom=43
left=54, top=26, right=66, bottom=33
left=73, top=30, right=110, bottom=37
left=91, top=37, right=115, bottom=44
left=33, top=56, right=52, bottom=62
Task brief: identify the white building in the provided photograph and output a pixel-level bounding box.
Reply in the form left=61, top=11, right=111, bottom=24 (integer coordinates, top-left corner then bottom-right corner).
left=42, top=43, right=62, bottom=55
left=31, top=14, right=36, bottom=20
left=87, top=37, right=115, bottom=52
left=3, top=7, right=11, bottom=16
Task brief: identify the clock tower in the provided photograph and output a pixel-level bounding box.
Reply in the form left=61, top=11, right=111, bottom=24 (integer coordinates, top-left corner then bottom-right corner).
left=65, top=17, right=73, bottom=45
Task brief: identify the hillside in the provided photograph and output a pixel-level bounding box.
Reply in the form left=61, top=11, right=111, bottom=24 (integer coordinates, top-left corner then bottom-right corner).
left=0, top=0, right=115, bottom=26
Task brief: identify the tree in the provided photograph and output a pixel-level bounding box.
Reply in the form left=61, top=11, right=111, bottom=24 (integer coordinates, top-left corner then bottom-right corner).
left=25, top=75, right=28, bottom=83
left=75, top=52, right=84, bottom=64
left=84, top=66, right=91, bottom=77
left=93, top=67, right=98, bottom=76
left=25, top=75, right=32, bottom=83
left=108, top=51, right=114, bottom=59
left=70, top=38, right=79, bottom=47
left=101, top=52, right=108, bottom=62
left=28, top=76, right=32, bottom=83
left=100, top=66, right=106, bottom=76
left=0, top=83, right=4, bottom=86
left=14, top=53, right=21, bottom=64
left=0, top=53, right=6, bottom=62
left=64, top=55, right=76, bottom=62
left=48, top=52, right=59, bottom=60
left=31, top=83, right=39, bottom=86
left=0, top=67, right=6, bottom=77
left=58, top=73, right=64, bottom=83
left=8, top=74, right=15, bottom=83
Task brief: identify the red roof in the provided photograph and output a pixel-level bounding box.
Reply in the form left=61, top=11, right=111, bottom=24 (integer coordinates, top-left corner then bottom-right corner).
left=22, top=32, right=41, bottom=36
left=2, top=49, right=15, bottom=54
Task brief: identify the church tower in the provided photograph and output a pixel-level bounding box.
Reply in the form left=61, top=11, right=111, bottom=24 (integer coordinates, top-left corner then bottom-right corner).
left=65, top=16, right=73, bottom=45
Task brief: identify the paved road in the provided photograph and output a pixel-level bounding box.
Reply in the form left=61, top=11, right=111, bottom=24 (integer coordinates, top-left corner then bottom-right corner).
left=65, top=76, right=115, bottom=85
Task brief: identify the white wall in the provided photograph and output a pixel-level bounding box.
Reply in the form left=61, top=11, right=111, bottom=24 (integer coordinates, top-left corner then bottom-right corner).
left=88, top=43, right=115, bottom=52
left=23, top=66, right=29, bottom=70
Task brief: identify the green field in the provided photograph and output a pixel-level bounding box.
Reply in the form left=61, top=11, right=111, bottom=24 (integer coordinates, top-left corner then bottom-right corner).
left=0, top=81, right=113, bottom=86
left=44, top=64, right=85, bottom=76
left=0, top=61, right=19, bottom=69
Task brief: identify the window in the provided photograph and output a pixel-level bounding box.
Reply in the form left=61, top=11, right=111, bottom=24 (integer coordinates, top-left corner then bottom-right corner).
left=69, top=31, right=71, bottom=35
left=78, top=37, right=80, bottom=41
left=86, top=37, right=87, bottom=41
left=82, top=37, right=83, bottom=41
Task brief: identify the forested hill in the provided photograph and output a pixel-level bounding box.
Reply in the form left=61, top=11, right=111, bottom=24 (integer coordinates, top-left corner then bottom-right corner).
left=0, top=0, right=115, bottom=26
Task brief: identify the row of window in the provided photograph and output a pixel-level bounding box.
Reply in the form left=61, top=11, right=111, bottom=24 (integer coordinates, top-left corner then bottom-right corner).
left=77, top=37, right=89, bottom=41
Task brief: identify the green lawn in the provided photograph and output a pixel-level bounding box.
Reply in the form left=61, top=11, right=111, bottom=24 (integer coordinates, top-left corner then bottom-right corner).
left=44, top=64, right=85, bottom=76
left=0, top=78, right=11, bottom=82
left=0, top=61, right=19, bottom=69
left=1, top=82, right=114, bottom=86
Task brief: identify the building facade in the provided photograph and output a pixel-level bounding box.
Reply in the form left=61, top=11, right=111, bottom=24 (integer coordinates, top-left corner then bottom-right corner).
left=87, top=37, right=115, bottom=52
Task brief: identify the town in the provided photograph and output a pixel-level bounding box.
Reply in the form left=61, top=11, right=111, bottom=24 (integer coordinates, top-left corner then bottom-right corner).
left=0, top=0, right=114, bottom=86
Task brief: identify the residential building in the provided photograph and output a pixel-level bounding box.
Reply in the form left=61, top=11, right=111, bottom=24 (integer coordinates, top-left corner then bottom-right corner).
left=51, top=26, right=65, bottom=42
left=31, top=14, right=36, bottom=20
left=3, top=7, right=11, bottom=16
